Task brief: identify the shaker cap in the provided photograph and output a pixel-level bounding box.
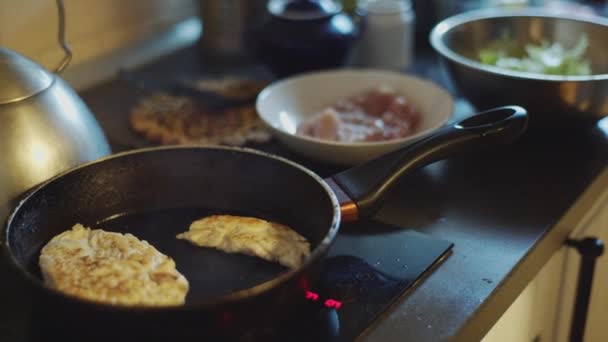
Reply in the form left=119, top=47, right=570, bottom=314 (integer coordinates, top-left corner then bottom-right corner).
left=358, top=0, right=412, bottom=14
left=268, top=0, right=342, bottom=20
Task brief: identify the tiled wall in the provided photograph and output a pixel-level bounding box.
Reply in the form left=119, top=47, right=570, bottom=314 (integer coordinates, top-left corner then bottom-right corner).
left=0, top=0, right=197, bottom=72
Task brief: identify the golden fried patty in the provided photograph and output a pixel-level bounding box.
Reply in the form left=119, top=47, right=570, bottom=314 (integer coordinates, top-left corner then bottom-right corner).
left=177, top=215, right=311, bottom=269
left=39, top=224, right=189, bottom=306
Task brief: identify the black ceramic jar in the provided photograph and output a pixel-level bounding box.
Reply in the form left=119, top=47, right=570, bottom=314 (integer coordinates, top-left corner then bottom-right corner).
left=251, top=0, right=363, bottom=77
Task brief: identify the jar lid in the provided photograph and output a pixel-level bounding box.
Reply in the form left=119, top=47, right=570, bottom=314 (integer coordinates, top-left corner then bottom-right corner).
left=268, top=0, right=342, bottom=20
left=0, top=47, right=53, bottom=105
left=358, top=0, right=412, bottom=14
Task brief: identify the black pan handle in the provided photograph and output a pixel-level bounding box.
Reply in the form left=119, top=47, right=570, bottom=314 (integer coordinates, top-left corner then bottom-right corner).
left=330, top=105, right=528, bottom=219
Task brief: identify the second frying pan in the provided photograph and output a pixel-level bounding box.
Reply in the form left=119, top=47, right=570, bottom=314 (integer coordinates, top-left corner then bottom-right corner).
left=2, top=106, right=527, bottom=340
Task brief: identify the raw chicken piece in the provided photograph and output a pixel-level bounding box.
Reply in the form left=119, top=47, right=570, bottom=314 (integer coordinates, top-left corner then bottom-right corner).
left=297, top=86, right=421, bottom=142
left=297, top=108, right=341, bottom=141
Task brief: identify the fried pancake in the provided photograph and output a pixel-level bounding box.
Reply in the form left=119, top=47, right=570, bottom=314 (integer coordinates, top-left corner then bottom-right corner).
left=39, top=224, right=189, bottom=306
left=176, top=215, right=310, bottom=269
left=128, top=78, right=271, bottom=146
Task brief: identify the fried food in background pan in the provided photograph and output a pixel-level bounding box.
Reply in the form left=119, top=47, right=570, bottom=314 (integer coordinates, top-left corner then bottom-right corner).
left=129, top=77, right=271, bottom=146
left=39, top=224, right=189, bottom=306
left=176, top=215, right=311, bottom=269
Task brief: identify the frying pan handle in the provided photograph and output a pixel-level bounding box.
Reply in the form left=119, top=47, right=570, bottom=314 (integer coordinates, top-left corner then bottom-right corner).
left=329, top=105, right=528, bottom=220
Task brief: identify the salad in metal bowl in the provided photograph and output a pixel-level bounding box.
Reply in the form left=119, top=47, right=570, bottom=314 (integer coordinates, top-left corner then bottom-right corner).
left=479, top=34, right=591, bottom=76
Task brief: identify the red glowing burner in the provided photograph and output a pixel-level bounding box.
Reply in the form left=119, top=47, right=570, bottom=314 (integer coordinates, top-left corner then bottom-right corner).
left=305, top=291, right=342, bottom=310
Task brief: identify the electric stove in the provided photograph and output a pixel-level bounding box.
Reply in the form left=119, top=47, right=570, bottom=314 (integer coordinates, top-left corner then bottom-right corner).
left=0, top=220, right=451, bottom=342
left=239, top=219, right=453, bottom=341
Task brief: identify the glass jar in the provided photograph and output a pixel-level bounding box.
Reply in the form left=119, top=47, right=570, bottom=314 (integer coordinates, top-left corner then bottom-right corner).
left=352, top=0, right=416, bottom=70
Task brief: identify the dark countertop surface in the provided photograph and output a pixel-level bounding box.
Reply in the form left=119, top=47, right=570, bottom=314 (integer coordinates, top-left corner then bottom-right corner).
left=53, top=46, right=608, bottom=341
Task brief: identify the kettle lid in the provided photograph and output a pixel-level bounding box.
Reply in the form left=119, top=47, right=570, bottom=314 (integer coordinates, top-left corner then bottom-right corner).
left=0, top=47, right=54, bottom=105
left=268, top=0, right=341, bottom=20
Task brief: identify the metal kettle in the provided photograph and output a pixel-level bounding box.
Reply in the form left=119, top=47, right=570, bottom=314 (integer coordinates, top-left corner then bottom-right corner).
left=0, top=0, right=110, bottom=219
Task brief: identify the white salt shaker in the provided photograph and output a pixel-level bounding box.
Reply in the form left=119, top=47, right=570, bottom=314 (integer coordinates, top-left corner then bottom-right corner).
left=352, top=0, right=415, bottom=70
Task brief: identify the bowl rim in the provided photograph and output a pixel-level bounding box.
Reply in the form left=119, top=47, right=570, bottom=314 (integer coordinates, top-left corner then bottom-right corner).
left=255, top=68, right=454, bottom=148
left=429, top=7, right=608, bottom=82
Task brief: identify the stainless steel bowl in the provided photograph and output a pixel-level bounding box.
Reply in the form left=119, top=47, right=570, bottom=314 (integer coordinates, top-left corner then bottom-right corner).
left=430, top=8, right=608, bottom=126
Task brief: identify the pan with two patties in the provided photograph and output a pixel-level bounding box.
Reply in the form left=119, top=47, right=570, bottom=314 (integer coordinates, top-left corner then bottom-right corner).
left=2, top=106, right=527, bottom=341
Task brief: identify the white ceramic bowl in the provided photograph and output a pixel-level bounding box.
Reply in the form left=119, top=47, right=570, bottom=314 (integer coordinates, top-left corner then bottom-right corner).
left=256, top=69, right=454, bottom=165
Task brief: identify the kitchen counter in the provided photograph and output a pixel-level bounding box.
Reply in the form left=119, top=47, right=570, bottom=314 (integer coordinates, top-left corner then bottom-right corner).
left=76, top=46, right=608, bottom=341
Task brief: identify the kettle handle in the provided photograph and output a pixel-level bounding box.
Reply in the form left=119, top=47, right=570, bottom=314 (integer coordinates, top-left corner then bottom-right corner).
left=54, top=0, right=72, bottom=73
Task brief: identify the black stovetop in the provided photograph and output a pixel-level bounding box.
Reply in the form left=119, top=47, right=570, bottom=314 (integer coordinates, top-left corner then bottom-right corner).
left=0, top=220, right=451, bottom=342
left=313, top=221, right=452, bottom=341
left=261, top=220, right=453, bottom=342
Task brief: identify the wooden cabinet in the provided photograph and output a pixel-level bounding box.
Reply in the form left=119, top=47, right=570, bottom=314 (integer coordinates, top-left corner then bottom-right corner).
left=482, top=172, right=608, bottom=342
left=481, top=248, right=567, bottom=342
left=553, top=187, right=608, bottom=342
